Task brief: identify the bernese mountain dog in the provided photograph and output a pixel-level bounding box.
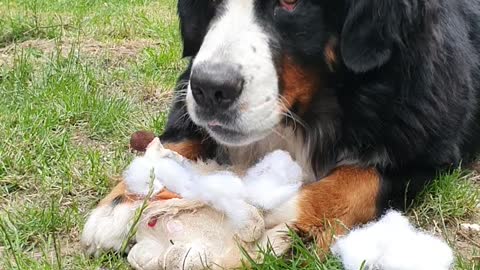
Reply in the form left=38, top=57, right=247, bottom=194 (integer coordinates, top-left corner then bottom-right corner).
left=88, top=0, right=480, bottom=253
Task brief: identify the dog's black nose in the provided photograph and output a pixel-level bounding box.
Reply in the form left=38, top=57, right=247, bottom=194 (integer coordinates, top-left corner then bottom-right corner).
left=190, top=63, right=244, bottom=109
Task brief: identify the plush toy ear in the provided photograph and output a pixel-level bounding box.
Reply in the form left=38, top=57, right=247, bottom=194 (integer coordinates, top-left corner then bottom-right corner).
left=178, top=0, right=215, bottom=57
left=340, top=0, right=419, bottom=73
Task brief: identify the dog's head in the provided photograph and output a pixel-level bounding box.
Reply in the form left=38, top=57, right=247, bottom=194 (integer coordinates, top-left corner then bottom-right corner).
left=179, top=0, right=423, bottom=146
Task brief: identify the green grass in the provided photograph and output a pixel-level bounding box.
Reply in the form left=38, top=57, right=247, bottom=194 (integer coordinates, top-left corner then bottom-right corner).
left=0, top=0, right=479, bottom=269
left=411, top=169, right=479, bottom=226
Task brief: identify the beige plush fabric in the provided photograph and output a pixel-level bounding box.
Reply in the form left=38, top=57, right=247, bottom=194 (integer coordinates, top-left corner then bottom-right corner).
left=127, top=199, right=288, bottom=270
left=80, top=138, right=298, bottom=269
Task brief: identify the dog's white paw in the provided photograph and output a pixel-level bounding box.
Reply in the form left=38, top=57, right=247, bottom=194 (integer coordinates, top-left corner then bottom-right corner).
left=81, top=202, right=139, bottom=256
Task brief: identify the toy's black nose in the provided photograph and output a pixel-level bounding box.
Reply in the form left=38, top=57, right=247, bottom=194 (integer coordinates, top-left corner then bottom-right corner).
left=190, top=63, right=244, bottom=110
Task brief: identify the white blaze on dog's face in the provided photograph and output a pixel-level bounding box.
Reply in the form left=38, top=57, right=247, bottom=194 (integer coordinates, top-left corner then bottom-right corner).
left=186, top=0, right=282, bottom=146
left=179, top=0, right=331, bottom=150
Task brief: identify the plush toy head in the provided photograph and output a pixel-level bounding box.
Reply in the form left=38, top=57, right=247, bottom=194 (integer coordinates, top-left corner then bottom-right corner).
left=122, top=137, right=303, bottom=270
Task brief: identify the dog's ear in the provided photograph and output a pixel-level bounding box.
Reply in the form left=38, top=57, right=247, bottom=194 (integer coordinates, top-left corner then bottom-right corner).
left=340, top=0, right=420, bottom=73
left=178, top=0, right=215, bottom=57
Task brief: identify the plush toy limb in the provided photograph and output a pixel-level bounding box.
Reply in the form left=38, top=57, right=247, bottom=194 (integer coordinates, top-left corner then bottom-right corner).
left=81, top=199, right=141, bottom=256
left=124, top=138, right=193, bottom=198
left=163, top=242, right=214, bottom=270
left=145, top=138, right=189, bottom=164
left=233, top=204, right=265, bottom=243
left=128, top=240, right=213, bottom=270
left=82, top=136, right=204, bottom=256
left=130, top=130, right=204, bottom=160
left=81, top=181, right=179, bottom=256
left=128, top=240, right=166, bottom=270
left=257, top=223, right=292, bottom=256
left=145, top=138, right=192, bottom=172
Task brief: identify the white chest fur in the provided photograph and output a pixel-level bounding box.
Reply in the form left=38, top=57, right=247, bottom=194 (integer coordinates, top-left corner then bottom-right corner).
left=224, top=126, right=316, bottom=183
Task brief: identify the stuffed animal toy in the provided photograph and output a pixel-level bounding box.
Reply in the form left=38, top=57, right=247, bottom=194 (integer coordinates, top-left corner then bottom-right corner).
left=87, top=137, right=303, bottom=270
left=83, top=132, right=455, bottom=270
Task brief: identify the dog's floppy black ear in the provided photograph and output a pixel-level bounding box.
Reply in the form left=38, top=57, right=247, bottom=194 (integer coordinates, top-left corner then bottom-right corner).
left=340, top=0, right=419, bottom=73
left=178, top=0, right=215, bottom=57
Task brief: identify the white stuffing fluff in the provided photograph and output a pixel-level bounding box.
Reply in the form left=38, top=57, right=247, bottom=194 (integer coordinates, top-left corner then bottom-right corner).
left=123, top=138, right=303, bottom=226
left=331, top=210, right=454, bottom=270
left=153, top=158, right=194, bottom=195
left=122, top=156, right=165, bottom=196
left=243, top=150, right=302, bottom=210
left=123, top=138, right=194, bottom=196
left=186, top=172, right=252, bottom=224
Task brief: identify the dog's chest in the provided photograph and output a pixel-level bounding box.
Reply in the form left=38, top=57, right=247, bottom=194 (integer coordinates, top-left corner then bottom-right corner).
left=223, top=126, right=316, bottom=183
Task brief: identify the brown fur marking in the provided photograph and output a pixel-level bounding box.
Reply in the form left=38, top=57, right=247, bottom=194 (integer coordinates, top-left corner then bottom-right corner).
left=125, top=189, right=182, bottom=202
left=324, top=37, right=338, bottom=72
left=164, top=140, right=203, bottom=160
left=280, top=56, right=320, bottom=113
left=98, top=181, right=128, bottom=207
left=295, top=166, right=380, bottom=252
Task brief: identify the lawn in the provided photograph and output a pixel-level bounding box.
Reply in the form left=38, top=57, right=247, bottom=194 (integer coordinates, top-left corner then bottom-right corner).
left=0, top=0, right=478, bottom=269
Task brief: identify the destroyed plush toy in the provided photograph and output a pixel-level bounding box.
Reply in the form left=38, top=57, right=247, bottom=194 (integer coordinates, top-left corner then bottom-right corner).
left=90, top=137, right=302, bottom=270
left=82, top=133, right=455, bottom=270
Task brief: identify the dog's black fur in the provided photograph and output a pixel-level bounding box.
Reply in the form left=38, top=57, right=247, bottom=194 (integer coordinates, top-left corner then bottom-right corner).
left=161, top=0, right=480, bottom=212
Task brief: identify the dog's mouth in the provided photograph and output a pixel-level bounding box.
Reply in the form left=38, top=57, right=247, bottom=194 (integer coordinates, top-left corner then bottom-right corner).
left=189, top=109, right=279, bottom=146
left=186, top=85, right=282, bottom=146
left=204, top=118, right=273, bottom=146
left=207, top=122, right=246, bottom=140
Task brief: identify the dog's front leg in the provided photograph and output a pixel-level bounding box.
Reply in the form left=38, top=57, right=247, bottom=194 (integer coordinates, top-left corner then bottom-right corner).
left=295, top=166, right=381, bottom=253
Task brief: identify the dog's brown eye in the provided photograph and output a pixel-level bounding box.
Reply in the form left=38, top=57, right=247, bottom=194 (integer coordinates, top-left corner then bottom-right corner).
left=279, top=0, right=298, bottom=11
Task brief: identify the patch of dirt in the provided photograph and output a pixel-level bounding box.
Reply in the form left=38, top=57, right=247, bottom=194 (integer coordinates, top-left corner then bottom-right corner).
left=0, top=38, right=160, bottom=66
left=451, top=174, right=480, bottom=264
left=469, top=160, right=480, bottom=173
left=452, top=214, right=480, bottom=258
left=71, top=127, right=117, bottom=152
left=142, top=85, right=175, bottom=112
left=409, top=173, right=480, bottom=266
left=414, top=212, right=480, bottom=265
left=30, top=239, right=78, bottom=262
